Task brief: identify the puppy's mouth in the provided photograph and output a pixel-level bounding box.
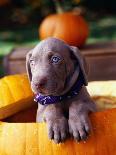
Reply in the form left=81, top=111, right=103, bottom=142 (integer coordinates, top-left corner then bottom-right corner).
left=33, top=83, right=61, bottom=96
left=40, top=81, right=66, bottom=96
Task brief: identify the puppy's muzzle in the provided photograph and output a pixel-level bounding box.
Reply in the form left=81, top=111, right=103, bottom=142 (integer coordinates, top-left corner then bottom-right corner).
left=33, top=77, right=47, bottom=90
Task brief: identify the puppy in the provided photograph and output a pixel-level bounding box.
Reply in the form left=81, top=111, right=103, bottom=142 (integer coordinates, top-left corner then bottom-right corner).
left=26, top=37, right=96, bottom=143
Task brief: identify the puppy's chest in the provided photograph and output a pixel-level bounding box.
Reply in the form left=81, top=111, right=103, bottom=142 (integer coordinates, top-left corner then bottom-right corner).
left=62, top=95, right=79, bottom=110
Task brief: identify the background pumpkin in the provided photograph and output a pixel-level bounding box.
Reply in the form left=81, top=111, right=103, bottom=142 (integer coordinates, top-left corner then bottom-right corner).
left=0, top=74, right=34, bottom=119
left=0, top=108, right=116, bottom=155
left=0, top=0, right=10, bottom=6
left=39, top=12, right=89, bottom=47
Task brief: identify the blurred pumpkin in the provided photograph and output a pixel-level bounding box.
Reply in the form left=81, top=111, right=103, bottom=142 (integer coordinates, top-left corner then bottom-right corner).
left=0, top=108, right=116, bottom=155
left=0, top=74, right=34, bottom=119
left=39, top=12, right=89, bottom=47
left=0, top=0, right=10, bottom=6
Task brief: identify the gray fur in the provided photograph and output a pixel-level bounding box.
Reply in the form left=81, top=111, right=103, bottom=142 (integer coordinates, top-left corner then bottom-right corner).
left=26, top=37, right=96, bottom=143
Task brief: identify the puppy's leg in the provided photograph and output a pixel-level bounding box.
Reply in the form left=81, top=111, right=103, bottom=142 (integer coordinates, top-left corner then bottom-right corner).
left=42, top=103, right=68, bottom=143
left=68, top=100, right=96, bottom=142
left=36, top=104, right=46, bottom=122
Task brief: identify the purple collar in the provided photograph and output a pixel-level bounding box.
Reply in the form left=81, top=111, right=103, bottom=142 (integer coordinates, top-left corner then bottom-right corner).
left=34, top=72, right=84, bottom=105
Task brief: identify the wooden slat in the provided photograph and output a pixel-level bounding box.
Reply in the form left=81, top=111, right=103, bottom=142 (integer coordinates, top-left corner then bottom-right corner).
left=3, top=41, right=116, bottom=81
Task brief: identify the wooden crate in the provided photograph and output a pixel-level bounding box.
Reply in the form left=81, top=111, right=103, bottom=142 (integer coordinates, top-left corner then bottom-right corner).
left=82, top=41, right=116, bottom=81
left=3, top=41, right=116, bottom=81
left=3, top=47, right=31, bottom=75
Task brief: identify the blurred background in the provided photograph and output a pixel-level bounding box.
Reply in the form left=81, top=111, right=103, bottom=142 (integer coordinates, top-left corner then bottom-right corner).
left=0, top=0, right=116, bottom=77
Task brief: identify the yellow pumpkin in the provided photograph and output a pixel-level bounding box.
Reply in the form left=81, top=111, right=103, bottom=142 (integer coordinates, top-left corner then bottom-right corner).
left=0, top=74, right=34, bottom=119
left=0, top=108, right=116, bottom=155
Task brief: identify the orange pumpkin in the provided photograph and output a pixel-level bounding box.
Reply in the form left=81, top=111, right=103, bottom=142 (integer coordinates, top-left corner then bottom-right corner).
left=0, top=0, right=10, bottom=6
left=39, top=12, right=89, bottom=47
left=0, top=108, right=116, bottom=155
left=0, top=74, right=116, bottom=155
left=4, top=104, right=37, bottom=123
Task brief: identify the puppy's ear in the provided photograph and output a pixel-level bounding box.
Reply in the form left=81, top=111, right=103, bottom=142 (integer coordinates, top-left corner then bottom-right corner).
left=26, top=50, right=33, bottom=82
left=70, top=46, right=89, bottom=86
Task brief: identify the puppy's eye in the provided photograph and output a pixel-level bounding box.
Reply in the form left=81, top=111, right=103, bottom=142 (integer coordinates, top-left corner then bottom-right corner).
left=51, top=56, right=61, bottom=64
left=30, top=59, right=35, bottom=66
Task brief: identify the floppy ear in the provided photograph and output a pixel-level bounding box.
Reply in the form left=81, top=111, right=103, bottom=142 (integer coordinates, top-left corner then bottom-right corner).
left=26, top=50, right=33, bottom=82
left=70, top=46, right=89, bottom=86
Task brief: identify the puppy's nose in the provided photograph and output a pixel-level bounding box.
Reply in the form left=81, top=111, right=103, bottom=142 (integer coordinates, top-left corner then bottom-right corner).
left=35, top=77, right=47, bottom=89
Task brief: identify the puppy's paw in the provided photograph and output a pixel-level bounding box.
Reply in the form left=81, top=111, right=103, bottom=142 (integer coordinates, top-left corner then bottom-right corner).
left=47, top=117, right=68, bottom=143
left=68, top=114, right=91, bottom=142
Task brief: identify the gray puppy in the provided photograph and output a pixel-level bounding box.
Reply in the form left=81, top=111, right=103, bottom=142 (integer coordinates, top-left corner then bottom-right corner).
left=26, top=37, right=96, bottom=143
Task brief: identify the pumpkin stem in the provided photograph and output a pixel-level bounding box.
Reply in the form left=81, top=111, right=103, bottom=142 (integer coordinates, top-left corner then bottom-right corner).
left=53, top=0, right=64, bottom=14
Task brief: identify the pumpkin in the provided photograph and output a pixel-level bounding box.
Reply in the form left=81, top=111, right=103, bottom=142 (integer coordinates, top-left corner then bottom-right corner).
left=4, top=104, right=37, bottom=123
left=0, top=108, right=116, bottom=155
left=39, top=12, right=89, bottom=47
left=0, top=74, right=116, bottom=155
left=87, top=81, right=116, bottom=111
left=0, top=74, right=34, bottom=119
left=2, top=79, right=116, bottom=123
left=0, top=0, right=10, bottom=6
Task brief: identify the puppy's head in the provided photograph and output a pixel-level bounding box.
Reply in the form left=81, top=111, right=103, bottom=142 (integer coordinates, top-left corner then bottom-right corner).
left=26, top=37, right=88, bottom=95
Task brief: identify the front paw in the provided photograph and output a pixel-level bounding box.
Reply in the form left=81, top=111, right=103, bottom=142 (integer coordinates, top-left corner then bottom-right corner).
left=47, top=117, right=68, bottom=143
left=68, top=114, right=91, bottom=142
